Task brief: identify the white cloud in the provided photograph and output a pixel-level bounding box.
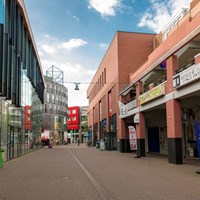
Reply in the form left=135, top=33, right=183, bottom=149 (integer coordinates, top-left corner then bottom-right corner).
left=40, top=38, right=87, bottom=55
left=66, top=10, right=80, bottom=22
left=42, top=44, right=56, bottom=54
left=88, top=0, right=122, bottom=17
left=36, top=35, right=95, bottom=106
left=72, top=15, right=80, bottom=22
left=99, top=43, right=109, bottom=50
left=62, top=38, right=88, bottom=50
left=138, top=0, right=191, bottom=33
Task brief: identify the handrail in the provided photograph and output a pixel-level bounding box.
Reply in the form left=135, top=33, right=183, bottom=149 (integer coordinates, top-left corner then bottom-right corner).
left=162, top=8, right=189, bottom=40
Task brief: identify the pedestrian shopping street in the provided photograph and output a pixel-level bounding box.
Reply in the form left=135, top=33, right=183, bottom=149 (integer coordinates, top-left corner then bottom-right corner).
left=0, top=144, right=200, bottom=200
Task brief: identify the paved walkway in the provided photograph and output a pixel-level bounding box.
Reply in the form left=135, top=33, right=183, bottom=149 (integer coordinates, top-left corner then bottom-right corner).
left=0, top=144, right=200, bottom=200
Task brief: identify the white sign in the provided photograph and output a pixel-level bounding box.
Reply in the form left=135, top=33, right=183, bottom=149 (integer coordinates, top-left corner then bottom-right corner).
left=128, top=126, right=137, bottom=150
left=134, top=114, right=140, bottom=123
left=118, top=101, right=127, bottom=118
left=100, top=139, right=105, bottom=151
left=173, top=64, right=200, bottom=88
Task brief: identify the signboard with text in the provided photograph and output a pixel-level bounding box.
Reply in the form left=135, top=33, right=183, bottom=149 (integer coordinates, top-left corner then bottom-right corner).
left=118, top=101, right=127, bottom=118
left=173, top=64, right=200, bottom=88
left=138, top=84, right=165, bottom=105
left=128, top=126, right=137, bottom=150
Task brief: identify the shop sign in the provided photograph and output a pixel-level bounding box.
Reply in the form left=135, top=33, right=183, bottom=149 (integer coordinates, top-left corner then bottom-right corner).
left=118, top=101, right=127, bottom=118
left=173, top=64, right=200, bottom=88
left=134, top=113, right=140, bottom=123
left=138, top=84, right=165, bottom=105
left=128, top=126, right=137, bottom=150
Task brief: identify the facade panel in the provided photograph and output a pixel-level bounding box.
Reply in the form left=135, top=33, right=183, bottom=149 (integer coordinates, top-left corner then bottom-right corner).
left=0, top=0, right=45, bottom=162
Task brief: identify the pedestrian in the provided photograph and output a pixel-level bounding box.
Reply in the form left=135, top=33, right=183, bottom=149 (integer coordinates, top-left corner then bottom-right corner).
left=77, top=139, right=80, bottom=146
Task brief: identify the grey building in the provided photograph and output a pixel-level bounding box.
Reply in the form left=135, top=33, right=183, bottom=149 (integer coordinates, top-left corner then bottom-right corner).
left=79, top=106, right=88, bottom=143
left=41, top=76, right=68, bottom=144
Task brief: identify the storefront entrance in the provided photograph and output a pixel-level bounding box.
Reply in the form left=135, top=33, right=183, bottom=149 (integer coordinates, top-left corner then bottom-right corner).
left=148, top=127, right=160, bottom=153
left=182, top=108, right=199, bottom=158
left=7, top=126, right=22, bottom=160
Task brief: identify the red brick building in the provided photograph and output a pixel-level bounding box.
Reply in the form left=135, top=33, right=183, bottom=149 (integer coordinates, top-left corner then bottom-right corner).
left=87, top=31, right=155, bottom=149
left=119, top=0, right=200, bottom=164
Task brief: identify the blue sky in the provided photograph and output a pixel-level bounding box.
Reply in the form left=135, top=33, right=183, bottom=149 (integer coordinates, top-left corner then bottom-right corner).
left=24, top=0, right=190, bottom=107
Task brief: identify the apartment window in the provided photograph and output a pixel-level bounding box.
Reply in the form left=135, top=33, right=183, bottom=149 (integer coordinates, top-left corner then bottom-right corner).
left=52, top=94, right=55, bottom=103
left=47, top=93, right=50, bottom=103
left=67, top=117, right=71, bottom=121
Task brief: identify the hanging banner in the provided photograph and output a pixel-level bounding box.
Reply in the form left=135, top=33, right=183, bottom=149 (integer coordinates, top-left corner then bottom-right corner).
left=128, top=126, right=137, bottom=150
left=118, top=101, right=127, bottom=118
left=194, top=120, right=200, bottom=160
left=109, top=92, right=112, bottom=116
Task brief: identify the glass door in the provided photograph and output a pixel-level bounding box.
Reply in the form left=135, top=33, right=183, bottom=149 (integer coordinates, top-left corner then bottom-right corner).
left=7, top=126, right=14, bottom=160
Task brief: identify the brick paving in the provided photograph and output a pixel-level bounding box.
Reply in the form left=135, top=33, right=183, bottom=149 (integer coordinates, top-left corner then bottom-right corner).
left=0, top=144, right=200, bottom=200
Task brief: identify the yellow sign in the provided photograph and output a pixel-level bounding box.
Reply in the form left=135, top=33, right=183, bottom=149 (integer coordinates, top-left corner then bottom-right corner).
left=139, top=84, right=164, bottom=105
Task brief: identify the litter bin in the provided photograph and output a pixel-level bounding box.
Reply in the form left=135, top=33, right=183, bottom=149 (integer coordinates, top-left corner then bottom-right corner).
left=0, top=148, right=5, bottom=168
left=100, top=139, right=105, bottom=151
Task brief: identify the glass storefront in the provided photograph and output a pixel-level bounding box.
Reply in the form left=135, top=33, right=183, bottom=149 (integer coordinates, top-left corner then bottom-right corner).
left=182, top=108, right=199, bottom=158
left=0, top=0, right=45, bottom=161
left=0, top=70, right=43, bottom=161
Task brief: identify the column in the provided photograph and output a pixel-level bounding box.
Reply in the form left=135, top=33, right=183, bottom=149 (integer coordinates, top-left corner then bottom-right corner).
left=117, top=95, right=128, bottom=152
left=136, top=81, right=145, bottom=157
left=136, top=112, right=145, bottom=157
left=166, top=99, right=182, bottom=164
left=166, top=55, right=183, bottom=164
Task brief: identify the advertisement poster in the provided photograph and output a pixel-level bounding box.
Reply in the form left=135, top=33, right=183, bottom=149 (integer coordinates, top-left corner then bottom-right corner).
left=128, top=126, right=137, bottom=150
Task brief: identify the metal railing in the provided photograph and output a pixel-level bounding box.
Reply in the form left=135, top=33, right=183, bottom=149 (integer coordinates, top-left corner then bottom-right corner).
left=162, top=8, right=189, bottom=41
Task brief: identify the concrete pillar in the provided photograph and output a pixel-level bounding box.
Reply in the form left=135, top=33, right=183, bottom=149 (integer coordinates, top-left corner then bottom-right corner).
left=117, top=96, right=129, bottom=153
left=166, top=55, right=183, bottom=164
left=136, top=81, right=145, bottom=157
left=136, top=112, right=145, bottom=157
left=166, top=99, right=183, bottom=164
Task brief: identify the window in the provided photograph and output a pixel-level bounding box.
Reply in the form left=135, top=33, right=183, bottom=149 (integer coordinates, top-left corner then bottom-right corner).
left=72, top=116, right=76, bottom=121
left=52, top=94, right=55, bottom=103
left=72, top=109, right=76, bottom=114
left=47, top=94, right=50, bottom=103
left=67, top=117, right=71, bottom=121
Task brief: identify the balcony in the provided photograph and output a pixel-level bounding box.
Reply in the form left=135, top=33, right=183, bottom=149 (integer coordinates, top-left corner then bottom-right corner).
left=126, top=98, right=137, bottom=111
left=162, top=8, right=189, bottom=41
left=139, top=81, right=166, bottom=105
left=173, top=62, right=200, bottom=88
left=119, top=98, right=137, bottom=119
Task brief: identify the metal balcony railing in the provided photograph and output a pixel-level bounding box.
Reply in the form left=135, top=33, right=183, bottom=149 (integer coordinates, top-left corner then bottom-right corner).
left=162, top=8, right=189, bottom=41
left=126, top=99, right=137, bottom=111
